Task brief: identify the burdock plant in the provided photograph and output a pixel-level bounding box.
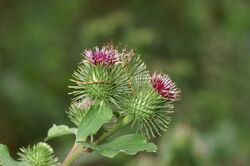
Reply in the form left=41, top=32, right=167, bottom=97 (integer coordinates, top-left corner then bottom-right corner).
left=0, top=44, right=181, bottom=166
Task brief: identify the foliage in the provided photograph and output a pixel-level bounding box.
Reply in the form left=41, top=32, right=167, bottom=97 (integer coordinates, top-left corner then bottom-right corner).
left=79, top=134, right=157, bottom=158
left=76, top=100, right=113, bottom=141
left=0, top=144, right=28, bottom=166
left=45, top=125, right=76, bottom=141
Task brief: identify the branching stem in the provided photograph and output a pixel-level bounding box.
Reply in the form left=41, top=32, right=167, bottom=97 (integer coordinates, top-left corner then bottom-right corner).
left=95, top=115, right=133, bottom=145
left=61, top=115, right=133, bottom=165
left=61, top=143, right=86, bottom=166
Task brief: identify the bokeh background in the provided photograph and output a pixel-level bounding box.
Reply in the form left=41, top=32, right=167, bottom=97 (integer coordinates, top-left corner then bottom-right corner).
left=0, top=0, right=250, bottom=165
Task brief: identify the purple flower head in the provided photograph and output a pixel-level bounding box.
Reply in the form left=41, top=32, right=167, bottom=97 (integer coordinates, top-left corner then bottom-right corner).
left=151, top=73, right=181, bottom=101
left=84, top=46, right=120, bottom=66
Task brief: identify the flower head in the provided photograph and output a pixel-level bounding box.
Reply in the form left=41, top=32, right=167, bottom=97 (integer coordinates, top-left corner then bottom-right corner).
left=70, top=45, right=130, bottom=106
left=84, top=46, right=120, bottom=66
left=151, top=73, right=181, bottom=101
left=67, top=99, right=94, bottom=126
left=18, top=142, right=58, bottom=166
left=123, top=87, right=173, bottom=139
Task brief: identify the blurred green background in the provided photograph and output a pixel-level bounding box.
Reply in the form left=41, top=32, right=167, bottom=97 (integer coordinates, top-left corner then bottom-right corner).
left=0, top=0, right=249, bottom=165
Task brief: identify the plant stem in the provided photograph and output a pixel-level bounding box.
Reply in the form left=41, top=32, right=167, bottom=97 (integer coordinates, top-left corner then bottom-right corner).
left=61, top=143, right=88, bottom=166
left=61, top=115, right=133, bottom=165
left=95, top=115, right=133, bottom=145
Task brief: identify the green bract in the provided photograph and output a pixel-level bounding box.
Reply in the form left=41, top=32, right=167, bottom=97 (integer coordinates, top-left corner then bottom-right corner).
left=18, top=143, right=58, bottom=166
left=69, top=61, right=130, bottom=107
left=121, top=51, right=149, bottom=78
left=121, top=51, right=150, bottom=90
left=67, top=99, right=93, bottom=126
left=123, top=84, right=173, bottom=139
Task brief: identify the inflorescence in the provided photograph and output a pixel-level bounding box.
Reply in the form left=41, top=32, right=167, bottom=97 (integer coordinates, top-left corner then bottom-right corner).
left=69, top=44, right=181, bottom=139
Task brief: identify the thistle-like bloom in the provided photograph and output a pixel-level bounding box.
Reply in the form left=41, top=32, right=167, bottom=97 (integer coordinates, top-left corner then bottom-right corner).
left=84, top=46, right=120, bottom=66
left=18, top=142, right=58, bottom=166
left=123, top=84, right=173, bottom=139
left=151, top=73, right=181, bottom=101
left=70, top=45, right=130, bottom=106
left=123, top=73, right=181, bottom=139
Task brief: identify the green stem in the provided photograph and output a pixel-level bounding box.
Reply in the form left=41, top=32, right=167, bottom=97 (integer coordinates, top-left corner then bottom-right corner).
left=61, top=143, right=87, bottom=166
left=61, top=115, right=133, bottom=165
left=95, top=115, right=133, bottom=145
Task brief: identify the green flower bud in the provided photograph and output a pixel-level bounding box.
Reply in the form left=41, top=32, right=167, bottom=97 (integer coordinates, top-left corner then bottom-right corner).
left=67, top=99, right=94, bottom=126
left=18, top=142, right=58, bottom=166
left=123, top=85, right=173, bottom=139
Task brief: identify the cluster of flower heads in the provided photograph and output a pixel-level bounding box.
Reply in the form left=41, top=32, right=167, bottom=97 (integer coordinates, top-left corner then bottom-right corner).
left=80, top=45, right=180, bottom=101
left=70, top=44, right=181, bottom=138
left=0, top=44, right=181, bottom=166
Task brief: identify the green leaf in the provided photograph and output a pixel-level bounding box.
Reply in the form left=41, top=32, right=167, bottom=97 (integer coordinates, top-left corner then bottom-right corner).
left=78, top=134, right=157, bottom=158
left=98, top=134, right=157, bottom=158
left=77, top=100, right=113, bottom=141
left=0, top=144, right=29, bottom=166
left=45, top=124, right=77, bottom=141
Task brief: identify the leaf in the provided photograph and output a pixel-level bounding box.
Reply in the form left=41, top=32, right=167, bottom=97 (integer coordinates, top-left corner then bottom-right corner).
left=45, top=124, right=77, bottom=141
left=98, top=134, right=157, bottom=158
left=78, top=134, right=157, bottom=158
left=0, top=144, right=29, bottom=166
left=77, top=100, right=113, bottom=141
